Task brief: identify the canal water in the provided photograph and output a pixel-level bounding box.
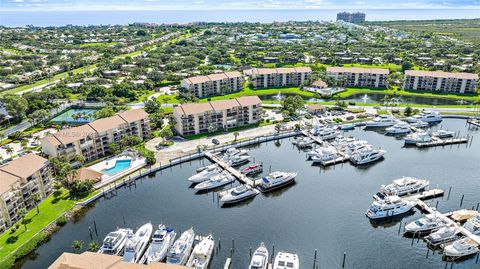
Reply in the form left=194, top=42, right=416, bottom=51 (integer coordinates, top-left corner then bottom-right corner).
left=19, top=119, right=480, bottom=269
left=259, top=93, right=468, bottom=106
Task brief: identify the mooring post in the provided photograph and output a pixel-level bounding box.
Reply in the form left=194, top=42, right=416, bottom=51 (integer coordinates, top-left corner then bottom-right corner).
left=313, top=249, right=317, bottom=269
left=88, top=226, right=93, bottom=240
left=249, top=247, right=252, bottom=259
left=232, top=239, right=235, bottom=252
left=447, top=186, right=452, bottom=200
left=398, top=222, right=402, bottom=234
left=460, top=194, right=465, bottom=207
left=342, top=252, right=346, bottom=268
left=93, top=220, right=98, bottom=236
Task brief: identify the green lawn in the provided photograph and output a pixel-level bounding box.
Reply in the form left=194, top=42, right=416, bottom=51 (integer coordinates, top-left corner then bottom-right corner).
left=197, top=86, right=315, bottom=103
left=0, top=189, right=76, bottom=268
left=78, top=42, right=117, bottom=48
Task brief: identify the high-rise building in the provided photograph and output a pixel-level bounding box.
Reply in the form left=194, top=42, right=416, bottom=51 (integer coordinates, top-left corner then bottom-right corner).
left=403, top=70, right=478, bottom=93
left=180, top=71, right=243, bottom=98
left=336, top=12, right=366, bottom=23
left=245, top=67, right=312, bottom=89
left=326, top=67, right=389, bottom=88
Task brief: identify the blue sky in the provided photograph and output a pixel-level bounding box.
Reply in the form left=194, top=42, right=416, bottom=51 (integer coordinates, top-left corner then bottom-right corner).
left=1, top=0, right=479, bottom=11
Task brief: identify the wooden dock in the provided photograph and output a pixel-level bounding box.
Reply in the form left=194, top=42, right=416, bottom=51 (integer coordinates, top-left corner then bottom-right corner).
left=223, top=258, right=231, bottom=269
left=415, top=137, right=469, bottom=148
left=320, top=153, right=351, bottom=166
left=301, top=130, right=326, bottom=146
left=467, top=119, right=480, bottom=128
left=204, top=151, right=259, bottom=187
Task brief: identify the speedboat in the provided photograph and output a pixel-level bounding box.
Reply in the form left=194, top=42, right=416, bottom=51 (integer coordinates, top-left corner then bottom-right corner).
left=226, top=154, right=251, bottom=166
left=433, top=130, right=455, bottom=139
left=194, top=171, right=235, bottom=191
left=339, top=124, right=355, bottom=131
left=426, top=226, right=458, bottom=245
left=98, top=228, right=132, bottom=255
left=186, top=234, right=214, bottom=269
left=220, top=185, right=259, bottom=205
left=385, top=122, right=411, bottom=135
left=166, top=228, right=195, bottom=265
left=249, top=242, right=269, bottom=269
left=404, top=214, right=447, bottom=234
left=316, top=128, right=338, bottom=140
left=365, top=115, right=397, bottom=128
left=350, top=148, right=386, bottom=165
left=222, top=147, right=248, bottom=159
left=379, top=177, right=429, bottom=197
left=411, top=120, right=429, bottom=128
left=188, top=165, right=222, bottom=183
left=123, top=223, right=153, bottom=263
left=273, top=252, right=299, bottom=269
left=443, top=238, right=479, bottom=258
left=366, top=196, right=416, bottom=220
left=241, top=163, right=263, bottom=175
left=404, top=131, right=432, bottom=145
left=296, top=137, right=314, bottom=148
left=463, top=214, right=480, bottom=236
left=143, top=225, right=177, bottom=264
left=407, top=110, right=442, bottom=123
left=258, top=171, right=297, bottom=193
left=311, top=147, right=339, bottom=165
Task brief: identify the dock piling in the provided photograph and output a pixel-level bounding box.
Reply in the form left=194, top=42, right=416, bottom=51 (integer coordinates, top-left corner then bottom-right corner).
left=460, top=194, right=465, bottom=207
left=232, top=239, right=234, bottom=252
left=476, top=202, right=479, bottom=211
left=447, top=186, right=452, bottom=200
left=342, top=252, right=346, bottom=268
left=93, top=220, right=98, bottom=236
left=398, top=222, right=402, bottom=234
left=313, top=249, right=317, bottom=269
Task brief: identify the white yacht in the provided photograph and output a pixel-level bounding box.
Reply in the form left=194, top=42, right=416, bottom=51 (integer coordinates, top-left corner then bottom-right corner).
left=404, top=131, right=433, bottom=145
left=338, top=140, right=369, bottom=155
left=143, top=225, right=177, bottom=264
left=186, top=234, right=214, bottom=269
left=316, top=128, right=338, bottom=140
left=410, top=120, right=429, bottom=128
left=123, top=223, right=153, bottom=263
left=350, top=148, right=386, bottom=165
left=220, top=185, right=259, bottom=205
left=166, top=228, right=195, bottom=266
left=407, top=110, right=442, bottom=123
left=98, top=228, right=132, bottom=255
left=249, top=242, right=269, bottom=269
left=385, top=122, right=411, bottom=135
left=273, top=252, right=299, bottom=269
left=379, top=177, right=429, bottom=197
left=433, top=130, right=455, bottom=139
left=404, top=214, right=447, bottom=234
left=225, top=154, right=251, bottom=166
left=366, top=196, right=416, bottom=220
left=365, top=115, right=397, bottom=128
left=296, top=137, right=314, bottom=148
left=311, top=147, right=339, bottom=165
left=426, top=226, right=458, bottom=245
left=443, top=238, right=479, bottom=258
left=188, top=165, right=222, bottom=183
left=222, top=147, right=248, bottom=160
left=463, top=214, right=480, bottom=236
left=194, top=172, right=235, bottom=191
left=258, top=171, right=297, bottom=193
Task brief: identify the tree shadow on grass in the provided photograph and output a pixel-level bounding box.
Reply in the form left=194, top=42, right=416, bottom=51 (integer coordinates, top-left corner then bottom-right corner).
left=6, top=235, right=18, bottom=244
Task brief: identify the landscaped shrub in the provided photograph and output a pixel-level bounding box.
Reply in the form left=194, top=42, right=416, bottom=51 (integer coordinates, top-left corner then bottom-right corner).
left=56, top=216, right=67, bottom=227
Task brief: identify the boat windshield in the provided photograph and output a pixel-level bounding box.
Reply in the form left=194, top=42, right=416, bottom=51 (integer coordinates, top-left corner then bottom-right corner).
left=415, top=220, right=425, bottom=227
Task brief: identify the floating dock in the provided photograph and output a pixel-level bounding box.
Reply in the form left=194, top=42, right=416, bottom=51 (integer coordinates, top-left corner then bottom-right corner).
left=415, top=137, right=469, bottom=148
left=204, top=151, right=261, bottom=187
left=467, top=119, right=480, bottom=128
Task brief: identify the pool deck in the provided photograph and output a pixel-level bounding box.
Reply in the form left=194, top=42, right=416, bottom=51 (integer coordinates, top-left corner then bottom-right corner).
left=89, top=155, right=147, bottom=189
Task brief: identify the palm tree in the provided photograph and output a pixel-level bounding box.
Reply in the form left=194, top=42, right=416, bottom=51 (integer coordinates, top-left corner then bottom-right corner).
left=5, top=145, right=14, bottom=159
left=18, top=208, right=28, bottom=231
left=88, top=241, right=99, bottom=252
left=33, top=193, right=41, bottom=214
left=233, top=132, right=239, bottom=142
left=275, top=123, right=282, bottom=134
left=72, top=240, right=84, bottom=253
left=20, top=139, right=28, bottom=148
left=74, top=154, right=86, bottom=164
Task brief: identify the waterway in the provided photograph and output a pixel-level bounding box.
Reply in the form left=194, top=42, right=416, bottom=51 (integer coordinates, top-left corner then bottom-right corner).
left=18, top=119, right=480, bottom=269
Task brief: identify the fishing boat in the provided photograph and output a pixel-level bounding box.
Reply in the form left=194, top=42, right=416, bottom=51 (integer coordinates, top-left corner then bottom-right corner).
left=123, top=223, right=153, bottom=263
left=443, top=238, right=479, bottom=258
left=241, top=163, right=263, bottom=175
left=194, top=172, right=235, bottom=191
left=249, top=242, right=269, bottom=269
left=166, top=228, right=195, bottom=265
left=188, top=165, right=222, bottom=183
left=350, top=148, right=386, bottom=165
left=98, top=228, right=132, bottom=255
left=220, top=185, right=259, bottom=205
left=273, top=252, right=299, bottom=269
left=258, top=171, right=297, bottom=193
left=404, top=214, right=446, bottom=234
left=143, top=225, right=177, bottom=264
left=433, top=130, right=455, bottom=139
left=365, top=115, right=397, bottom=128
left=186, top=234, right=214, bottom=269
left=425, top=226, right=458, bottom=245
left=378, top=177, right=429, bottom=197
left=366, top=196, right=416, bottom=220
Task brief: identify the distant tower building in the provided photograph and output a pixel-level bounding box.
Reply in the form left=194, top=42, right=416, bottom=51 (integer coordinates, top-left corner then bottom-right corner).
left=336, top=12, right=366, bottom=23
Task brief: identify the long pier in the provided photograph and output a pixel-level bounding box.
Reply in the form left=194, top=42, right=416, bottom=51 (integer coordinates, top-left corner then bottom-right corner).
left=203, top=151, right=260, bottom=187
left=415, top=137, right=469, bottom=148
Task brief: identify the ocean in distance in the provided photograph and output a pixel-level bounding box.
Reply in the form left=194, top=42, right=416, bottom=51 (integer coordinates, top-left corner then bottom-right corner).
left=1, top=9, right=480, bottom=27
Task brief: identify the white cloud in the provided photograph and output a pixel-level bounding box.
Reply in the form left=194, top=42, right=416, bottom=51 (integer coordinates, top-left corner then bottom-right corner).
left=11, top=0, right=24, bottom=3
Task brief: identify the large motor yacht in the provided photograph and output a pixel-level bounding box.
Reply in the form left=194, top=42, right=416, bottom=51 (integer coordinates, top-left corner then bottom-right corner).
left=166, top=228, right=195, bottom=266
left=311, top=147, right=339, bottom=165
left=463, top=214, right=480, bottom=236
left=273, top=252, right=299, bottom=269
left=220, top=185, right=259, bottom=205
left=365, top=115, right=397, bottom=128
left=258, top=171, right=297, bottom=193
left=249, top=242, right=269, bottom=269
left=385, top=122, right=411, bottom=135
left=350, top=148, right=386, bottom=165
left=316, top=127, right=338, bottom=140
left=404, top=214, right=447, bottom=234
left=123, top=223, right=153, bottom=263
left=194, top=171, right=235, bottom=191
left=98, top=228, right=132, bottom=255
left=404, top=131, right=433, bottom=145
left=188, top=165, right=222, bottom=183
left=379, top=177, right=429, bottom=197
left=186, top=234, right=215, bottom=269
left=143, top=225, right=177, bottom=264
left=366, top=196, right=416, bottom=220
left=407, top=110, right=442, bottom=123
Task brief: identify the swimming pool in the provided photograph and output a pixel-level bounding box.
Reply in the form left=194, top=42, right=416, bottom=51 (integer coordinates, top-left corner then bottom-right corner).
left=102, top=159, right=132, bottom=176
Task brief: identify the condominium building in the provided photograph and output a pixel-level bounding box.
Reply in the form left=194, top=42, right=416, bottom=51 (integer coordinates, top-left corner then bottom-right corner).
left=180, top=71, right=243, bottom=98
left=336, top=12, right=366, bottom=23
left=0, top=153, right=53, bottom=232
left=326, top=67, right=389, bottom=88
left=403, top=70, right=478, bottom=94
left=246, top=67, right=312, bottom=89
left=41, top=109, right=151, bottom=166
left=173, top=96, right=262, bottom=136
left=49, top=251, right=189, bottom=269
